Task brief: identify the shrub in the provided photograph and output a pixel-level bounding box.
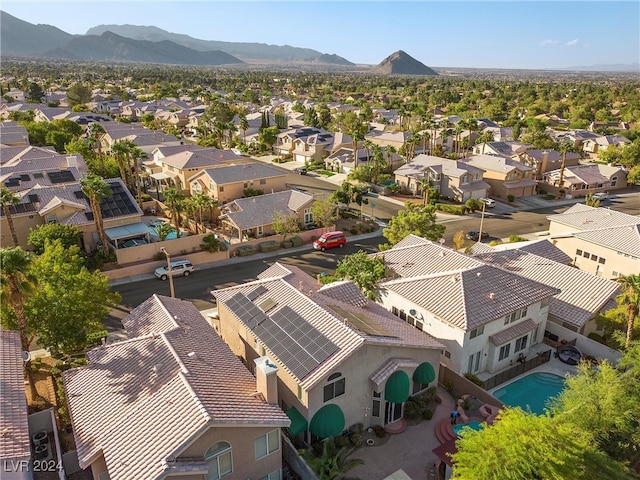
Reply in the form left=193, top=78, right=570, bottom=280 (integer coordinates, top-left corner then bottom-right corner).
left=435, top=203, right=466, bottom=215
left=86, top=330, right=108, bottom=348
left=201, top=234, right=225, bottom=253
left=259, top=241, right=280, bottom=253
left=544, top=194, right=556, bottom=200
left=444, top=379, right=454, bottom=394
left=349, top=432, right=363, bottom=448
left=403, top=400, right=421, bottom=419
left=373, top=425, right=386, bottom=438
left=423, top=409, right=434, bottom=420
left=281, top=240, right=293, bottom=248
left=290, top=236, right=304, bottom=247
left=154, top=251, right=167, bottom=261
left=507, top=194, right=515, bottom=202
left=236, top=245, right=256, bottom=257
left=509, top=235, right=528, bottom=243
left=350, top=228, right=358, bottom=234
left=464, top=372, right=486, bottom=388
left=387, top=182, right=400, bottom=194
left=31, top=356, right=42, bottom=373
left=335, top=435, right=350, bottom=449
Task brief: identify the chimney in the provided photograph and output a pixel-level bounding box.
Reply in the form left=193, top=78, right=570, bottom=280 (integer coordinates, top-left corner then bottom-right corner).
left=541, top=151, right=549, bottom=163
left=254, top=356, right=278, bottom=404
left=66, top=155, right=79, bottom=169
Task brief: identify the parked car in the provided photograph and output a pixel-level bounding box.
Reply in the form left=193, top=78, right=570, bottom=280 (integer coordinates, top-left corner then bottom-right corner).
left=479, top=198, right=496, bottom=208
left=154, top=260, right=195, bottom=280
left=465, top=230, right=489, bottom=241
left=313, top=231, right=347, bottom=251
left=591, top=192, right=609, bottom=201
left=293, top=167, right=307, bottom=175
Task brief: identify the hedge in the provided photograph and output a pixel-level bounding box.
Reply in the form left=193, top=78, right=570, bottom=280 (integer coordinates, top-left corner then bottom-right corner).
left=290, top=236, right=304, bottom=247
left=236, top=245, right=256, bottom=256
left=259, top=241, right=280, bottom=253
left=435, top=203, right=467, bottom=215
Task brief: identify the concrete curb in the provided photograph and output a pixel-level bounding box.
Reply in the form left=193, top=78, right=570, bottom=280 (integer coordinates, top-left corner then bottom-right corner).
left=108, top=227, right=385, bottom=287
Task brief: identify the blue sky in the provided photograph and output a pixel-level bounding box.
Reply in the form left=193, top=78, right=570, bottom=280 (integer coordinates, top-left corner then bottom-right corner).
left=2, top=1, right=639, bottom=69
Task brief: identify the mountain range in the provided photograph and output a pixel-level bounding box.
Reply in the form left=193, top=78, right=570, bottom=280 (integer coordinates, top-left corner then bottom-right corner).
left=0, top=11, right=439, bottom=74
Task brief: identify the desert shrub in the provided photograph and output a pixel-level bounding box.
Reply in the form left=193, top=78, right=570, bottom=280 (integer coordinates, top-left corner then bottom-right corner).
left=444, top=379, right=454, bottom=394
left=348, top=423, right=364, bottom=434
left=435, top=203, right=466, bottom=215
left=282, top=240, right=293, bottom=248
left=350, top=228, right=358, bottom=234
left=31, top=357, right=42, bottom=373
left=588, top=332, right=606, bottom=344
left=403, top=401, right=421, bottom=419
left=201, top=234, right=223, bottom=253
left=507, top=194, right=515, bottom=202
left=509, top=235, right=528, bottom=243
left=464, top=372, right=486, bottom=388
left=335, top=434, right=350, bottom=449
left=423, top=409, right=434, bottom=420
left=349, top=433, right=363, bottom=448
left=374, top=425, right=386, bottom=438
left=544, top=194, right=556, bottom=200
left=236, top=245, right=256, bottom=256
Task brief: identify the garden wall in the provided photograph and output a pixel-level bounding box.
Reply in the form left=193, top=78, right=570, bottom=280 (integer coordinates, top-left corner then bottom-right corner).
left=545, top=322, right=621, bottom=364
left=438, top=364, right=504, bottom=407
left=282, top=434, right=318, bottom=480
left=114, top=233, right=209, bottom=265
left=226, top=226, right=334, bottom=257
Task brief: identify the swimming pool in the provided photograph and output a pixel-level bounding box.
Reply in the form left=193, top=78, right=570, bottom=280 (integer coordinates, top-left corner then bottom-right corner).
left=453, top=420, right=483, bottom=437
left=149, top=225, right=189, bottom=240
left=492, top=372, right=565, bottom=415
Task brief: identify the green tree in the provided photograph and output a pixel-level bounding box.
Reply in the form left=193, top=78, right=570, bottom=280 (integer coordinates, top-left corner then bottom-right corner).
left=1, top=187, right=21, bottom=246
left=25, top=240, right=120, bottom=356
left=26, top=82, right=45, bottom=103
left=80, top=174, right=112, bottom=253
left=163, top=188, right=185, bottom=239
left=617, top=274, right=640, bottom=349
left=557, top=140, right=576, bottom=189
left=451, top=408, right=630, bottom=479
left=271, top=210, right=300, bottom=241
left=584, top=194, right=601, bottom=208
left=258, top=125, right=279, bottom=151
left=312, top=196, right=339, bottom=228
left=66, top=83, right=92, bottom=107
left=28, top=223, right=82, bottom=255
left=382, top=202, right=445, bottom=248
left=155, top=222, right=176, bottom=241
left=335, top=251, right=387, bottom=299
left=0, top=247, right=38, bottom=399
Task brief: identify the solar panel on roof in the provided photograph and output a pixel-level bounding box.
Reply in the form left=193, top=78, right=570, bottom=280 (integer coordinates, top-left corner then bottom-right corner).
left=74, top=191, right=87, bottom=200
left=28, top=194, right=39, bottom=203
left=4, top=178, right=20, bottom=187
left=326, top=305, right=397, bottom=338
left=20, top=174, right=30, bottom=181
left=247, top=285, right=267, bottom=301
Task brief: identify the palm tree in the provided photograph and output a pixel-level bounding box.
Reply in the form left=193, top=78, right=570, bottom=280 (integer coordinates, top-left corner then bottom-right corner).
left=370, top=144, right=386, bottom=185
left=476, top=130, right=495, bottom=155
left=557, top=140, right=575, bottom=189
left=453, top=122, right=465, bottom=157
left=1, top=187, right=21, bottom=246
left=617, top=274, right=640, bottom=349
left=163, top=188, right=185, bottom=238
left=80, top=174, right=112, bottom=253
left=127, top=143, right=147, bottom=207
left=111, top=140, right=130, bottom=186
left=301, top=437, right=363, bottom=480
left=239, top=116, right=249, bottom=144
left=192, top=192, right=211, bottom=233
left=0, top=247, right=38, bottom=399
left=385, top=145, right=397, bottom=172
left=418, top=175, right=433, bottom=205
left=88, top=123, right=107, bottom=175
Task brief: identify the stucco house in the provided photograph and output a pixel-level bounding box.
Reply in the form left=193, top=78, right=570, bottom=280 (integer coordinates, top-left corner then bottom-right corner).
left=99, top=123, right=181, bottom=156
left=0, top=122, right=30, bottom=146
left=188, top=162, right=288, bottom=203
left=394, top=154, right=490, bottom=202
left=546, top=204, right=640, bottom=279
left=472, top=141, right=529, bottom=157
left=582, top=134, right=631, bottom=156
left=0, top=178, right=144, bottom=251
left=462, top=154, right=537, bottom=198
left=515, top=149, right=581, bottom=180
left=375, top=236, right=558, bottom=376
left=324, top=146, right=403, bottom=174
left=540, top=163, right=627, bottom=197
left=219, top=190, right=315, bottom=241
left=212, top=263, right=444, bottom=444
left=63, top=294, right=289, bottom=480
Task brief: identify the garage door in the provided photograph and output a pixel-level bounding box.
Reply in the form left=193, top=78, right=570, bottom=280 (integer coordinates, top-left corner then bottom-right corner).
left=295, top=154, right=307, bottom=162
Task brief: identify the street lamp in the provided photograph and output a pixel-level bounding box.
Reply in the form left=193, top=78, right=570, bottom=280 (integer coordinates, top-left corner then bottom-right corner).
left=160, top=247, right=175, bottom=298
left=478, top=200, right=486, bottom=241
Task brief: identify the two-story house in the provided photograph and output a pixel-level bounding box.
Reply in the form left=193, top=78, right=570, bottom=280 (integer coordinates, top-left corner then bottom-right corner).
left=462, top=154, right=537, bottom=198
left=546, top=204, right=640, bottom=279
left=212, top=263, right=444, bottom=444
left=394, top=155, right=490, bottom=202
left=188, top=162, right=288, bottom=203
left=63, top=294, right=290, bottom=480
left=373, top=236, right=559, bottom=376
left=515, top=149, right=581, bottom=180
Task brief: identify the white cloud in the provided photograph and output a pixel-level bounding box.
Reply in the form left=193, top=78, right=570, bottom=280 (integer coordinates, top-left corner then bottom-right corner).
left=540, top=39, right=559, bottom=46
left=566, top=39, right=579, bottom=46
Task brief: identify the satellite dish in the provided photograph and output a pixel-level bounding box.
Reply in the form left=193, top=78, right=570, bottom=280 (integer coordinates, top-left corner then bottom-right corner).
left=409, top=309, right=417, bottom=316
left=21, top=351, right=31, bottom=362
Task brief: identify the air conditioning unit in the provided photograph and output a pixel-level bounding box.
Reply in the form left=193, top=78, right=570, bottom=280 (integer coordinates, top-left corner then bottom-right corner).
left=34, top=444, right=49, bottom=460
left=32, top=430, right=48, bottom=446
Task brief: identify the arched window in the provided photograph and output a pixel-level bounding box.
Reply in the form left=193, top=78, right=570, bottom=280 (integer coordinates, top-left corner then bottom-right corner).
left=205, top=441, right=232, bottom=479
left=323, top=372, right=345, bottom=402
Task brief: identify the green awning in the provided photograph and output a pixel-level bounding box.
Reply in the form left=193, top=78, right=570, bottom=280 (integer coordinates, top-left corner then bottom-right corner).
left=286, top=406, right=308, bottom=436
left=413, top=362, right=436, bottom=384
left=385, top=370, right=410, bottom=403
left=309, top=404, right=345, bottom=438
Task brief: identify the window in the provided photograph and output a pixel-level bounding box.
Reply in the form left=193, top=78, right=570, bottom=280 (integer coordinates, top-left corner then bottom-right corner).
left=392, top=306, right=399, bottom=316
left=499, top=344, right=511, bottom=361
left=611, top=176, right=618, bottom=187
left=576, top=249, right=583, bottom=256
left=323, top=372, right=345, bottom=402
left=399, top=310, right=407, bottom=321
left=583, top=251, right=590, bottom=258
left=467, top=351, right=481, bottom=374
left=413, top=380, right=428, bottom=394
left=372, top=391, right=381, bottom=417
left=469, top=325, right=484, bottom=339
left=260, top=179, right=267, bottom=185
left=304, top=208, right=313, bottom=224
left=219, top=186, right=224, bottom=192
left=514, top=335, right=528, bottom=352
left=257, top=225, right=263, bottom=236
left=598, top=257, right=606, bottom=264
left=590, top=254, right=598, bottom=261
left=444, top=350, right=451, bottom=359
left=46, top=214, right=57, bottom=224
left=505, top=307, right=528, bottom=325
left=205, top=441, right=233, bottom=479
left=260, top=470, right=282, bottom=480
left=255, top=430, right=279, bottom=460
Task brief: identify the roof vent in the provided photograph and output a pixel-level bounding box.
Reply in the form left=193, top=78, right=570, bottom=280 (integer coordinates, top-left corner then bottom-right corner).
left=153, top=363, right=163, bottom=373
left=476, top=272, right=481, bottom=277
left=187, top=351, right=198, bottom=359
left=450, top=275, right=457, bottom=283
left=489, top=292, right=495, bottom=300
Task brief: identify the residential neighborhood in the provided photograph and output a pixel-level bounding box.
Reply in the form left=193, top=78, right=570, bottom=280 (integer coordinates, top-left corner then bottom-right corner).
left=1, top=46, right=639, bottom=480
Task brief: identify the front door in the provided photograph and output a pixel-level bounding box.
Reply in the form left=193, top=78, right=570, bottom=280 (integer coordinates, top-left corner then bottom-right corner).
left=385, top=401, right=403, bottom=425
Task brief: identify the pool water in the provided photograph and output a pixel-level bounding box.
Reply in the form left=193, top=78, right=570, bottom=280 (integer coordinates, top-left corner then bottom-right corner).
left=453, top=420, right=483, bottom=437
left=492, top=372, right=565, bottom=415
left=149, top=225, right=188, bottom=240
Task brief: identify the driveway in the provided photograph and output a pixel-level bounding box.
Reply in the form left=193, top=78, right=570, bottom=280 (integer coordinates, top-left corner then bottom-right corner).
left=349, top=385, right=456, bottom=480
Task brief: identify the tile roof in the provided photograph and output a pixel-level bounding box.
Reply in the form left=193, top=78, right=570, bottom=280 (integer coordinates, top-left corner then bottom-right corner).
left=213, top=263, right=443, bottom=390
left=0, top=331, right=30, bottom=461
left=63, top=295, right=288, bottom=480
left=547, top=204, right=639, bottom=232
left=200, top=162, right=287, bottom=185
left=370, top=358, right=420, bottom=387
left=395, top=155, right=484, bottom=179
left=161, top=148, right=238, bottom=169
left=572, top=224, right=640, bottom=257
left=473, top=249, right=620, bottom=328
left=380, top=264, right=558, bottom=331
left=474, top=239, right=572, bottom=265
left=489, top=318, right=537, bottom=346
left=546, top=164, right=623, bottom=185
left=220, top=190, right=313, bottom=230
left=463, top=154, right=533, bottom=174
